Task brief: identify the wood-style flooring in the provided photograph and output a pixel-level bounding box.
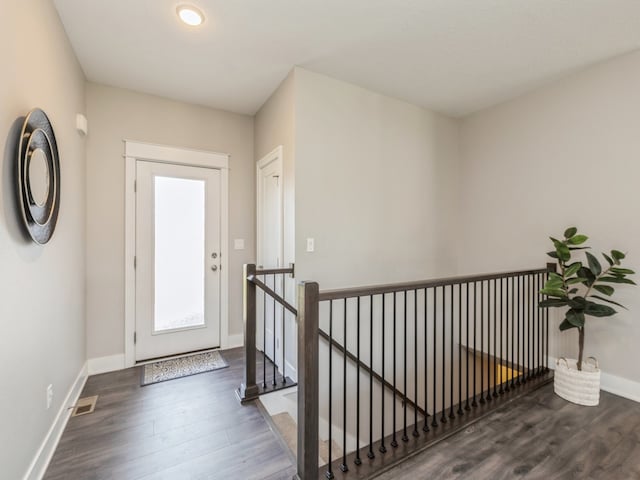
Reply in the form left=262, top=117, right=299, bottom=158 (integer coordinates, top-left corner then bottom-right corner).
left=44, top=347, right=640, bottom=480
left=43, top=348, right=296, bottom=480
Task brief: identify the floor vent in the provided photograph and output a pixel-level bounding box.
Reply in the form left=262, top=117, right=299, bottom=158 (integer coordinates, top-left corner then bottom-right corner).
left=71, top=395, right=98, bottom=417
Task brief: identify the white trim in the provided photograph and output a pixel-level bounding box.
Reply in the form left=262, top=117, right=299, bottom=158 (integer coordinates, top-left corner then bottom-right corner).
left=124, top=140, right=230, bottom=367
left=88, top=354, right=126, bottom=375
left=256, top=145, right=284, bottom=268
left=548, top=356, right=640, bottom=403
left=223, top=333, right=244, bottom=349
left=23, top=362, right=88, bottom=480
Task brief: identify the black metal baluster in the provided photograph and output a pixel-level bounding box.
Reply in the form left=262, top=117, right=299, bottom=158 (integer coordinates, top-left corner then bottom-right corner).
left=413, top=290, right=419, bottom=437
left=402, top=291, right=409, bottom=442
left=369, top=295, right=375, bottom=458
left=506, top=277, right=511, bottom=392
left=510, top=276, right=515, bottom=390
left=533, top=274, right=538, bottom=377
left=499, top=278, right=504, bottom=395
left=432, top=287, right=438, bottom=427
left=282, top=274, right=286, bottom=384
left=423, top=288, right=430, bottom=432
left=492, top=278, right=498, bottom=398
left=441, top=286, right=447, bottom=424
left=340, top=299, right=348, bottom=473
left=327, top=301, right=334, bottom=480
left=272, top=275, right=277, bottom=386
left=517, top=276, right=523, bottom=386
left=380, top=293, right=387, bottom=453
left=449, top=285, right=455, bottom=419
left=527, top=275, right=532, bottom=381
left=262, top=283, right=267, bottom=389
left=355, top=297, right=361, bottom=465
left=465, top=283, right=471, bottom=410
left=538, top=273, right=542, bottom=376
left=472, top=282, right=478, bottom=408
left=392, top=292, right=398, bottom=447
left=545, top=270, right=550, bottom=372
left=458, top=283, right=464, bottom=415
left=480, top=280, right=485, bottom=404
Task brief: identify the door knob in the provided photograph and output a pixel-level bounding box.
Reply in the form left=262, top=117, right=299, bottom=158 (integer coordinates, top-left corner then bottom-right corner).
left=211, top=265, right=218, bottom=271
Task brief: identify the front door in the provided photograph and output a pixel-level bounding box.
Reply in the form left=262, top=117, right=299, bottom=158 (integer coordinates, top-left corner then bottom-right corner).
left=135, top=160, right=221, bottom=361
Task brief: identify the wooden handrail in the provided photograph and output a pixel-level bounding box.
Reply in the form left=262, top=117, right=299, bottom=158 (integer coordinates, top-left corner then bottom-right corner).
left=255, top=265, right=295, bottom=276
left=318, top=265, right=554, bottom=301
left=248, top=275, right=298, bottom=315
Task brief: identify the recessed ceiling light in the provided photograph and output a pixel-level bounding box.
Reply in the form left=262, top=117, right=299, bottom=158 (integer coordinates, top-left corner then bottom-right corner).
left=176, top=5, right=205, bottom=27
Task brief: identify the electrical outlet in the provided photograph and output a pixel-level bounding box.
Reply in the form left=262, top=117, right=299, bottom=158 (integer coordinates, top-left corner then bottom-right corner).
left=46, top=384, right=53, bottom=410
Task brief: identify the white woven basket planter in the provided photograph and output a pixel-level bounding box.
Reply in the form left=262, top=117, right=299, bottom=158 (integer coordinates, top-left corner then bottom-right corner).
left=554, top=357, right=600, bottom=406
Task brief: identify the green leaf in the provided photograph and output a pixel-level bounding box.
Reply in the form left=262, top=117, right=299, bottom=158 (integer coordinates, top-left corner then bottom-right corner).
left=568, top=246, right=590, bottom=251
left=611, top=250, right=626, bottom=261
left=556, top=244, right=571, bottom=262
left=593, top=284, right=614, bottom=296
left=566, top=309, right=586, bottom=327
left=568, top=297, right=587, bottom=309
left=611, top=267, right=635, bottom=275
left=566, top=277, right=588, bottom=285
left=585, top=251, right=602, bottom=276
left=559, top=318, right=577, bottom=331
left=590, top=295, right=627, bottom=309
left=564, top=262, right=582, bottom=277
left=563, top=227, right=577, bottom=239
left=568, top=235, right=588, bottom=245
left=603, top=253, right=614, bottom=266
left=547, top=251, right=559, bottom=259
left=540, top=288, right=567, bottom=298
left=584, top=301, right=616, bottom=317
left=600, top=277, right=637, bottom=285
left=539, top=298, right=569, bottom=308
left=578, top=267, right=596, bottom=286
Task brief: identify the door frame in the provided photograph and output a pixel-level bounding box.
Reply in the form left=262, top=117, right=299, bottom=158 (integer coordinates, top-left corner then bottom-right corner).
left=124, top=140, right=229, bottom=368
left=256, top=145, right=284, bottom=269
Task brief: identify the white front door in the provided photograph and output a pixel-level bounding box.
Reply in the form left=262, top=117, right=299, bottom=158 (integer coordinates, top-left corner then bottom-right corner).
left=135, top=160, right=221, bottom=361
left=257, top=150, right=283, bottom=366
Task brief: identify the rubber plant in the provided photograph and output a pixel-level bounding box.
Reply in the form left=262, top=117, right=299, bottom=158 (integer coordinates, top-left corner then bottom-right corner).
left=540, top=227, right=635, bottom=371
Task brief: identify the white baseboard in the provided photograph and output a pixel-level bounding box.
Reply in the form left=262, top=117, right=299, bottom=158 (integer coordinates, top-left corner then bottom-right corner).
left=548, top=356, right=640, bottom=403
left=223, top=334, right=244, bottom=349
left=88, top=354, right=125, bottom=375
left=23, top=362, right=88, bottom=480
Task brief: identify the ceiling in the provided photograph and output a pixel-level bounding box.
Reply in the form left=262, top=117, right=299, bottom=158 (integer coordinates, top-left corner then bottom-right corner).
left=53, top=0, right=640, bottom=117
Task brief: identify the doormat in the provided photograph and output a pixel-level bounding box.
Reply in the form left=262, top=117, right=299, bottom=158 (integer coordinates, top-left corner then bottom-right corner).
left=141, top=350, right=229, bottom=386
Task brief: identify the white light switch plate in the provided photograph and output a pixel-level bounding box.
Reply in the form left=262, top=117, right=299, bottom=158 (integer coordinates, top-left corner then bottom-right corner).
left=234, top=239, right=245, bottom=250
left=306, top=238, right=314, bottom=252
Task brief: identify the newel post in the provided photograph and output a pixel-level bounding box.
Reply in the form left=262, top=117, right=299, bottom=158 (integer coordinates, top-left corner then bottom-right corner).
left=238, top=263, right=259, bottom=403
left=296, top=281, right=320, bottom=480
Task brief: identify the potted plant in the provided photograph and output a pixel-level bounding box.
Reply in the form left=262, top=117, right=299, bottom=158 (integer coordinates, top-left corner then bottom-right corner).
left=540, top=227, right=635, bottom=406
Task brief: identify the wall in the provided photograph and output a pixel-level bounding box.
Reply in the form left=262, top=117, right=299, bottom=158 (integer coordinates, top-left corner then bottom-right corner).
left=85, top=83, right=254, bottom=362
left=294, top=68, right=460, bottom=289
left=0, top=1, right=87, bottom=478
left=459, top=50, right=640, bottom=387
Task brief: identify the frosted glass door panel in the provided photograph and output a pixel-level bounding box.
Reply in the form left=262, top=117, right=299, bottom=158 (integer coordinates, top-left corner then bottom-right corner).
left=154, top=176, right=205, bottom=332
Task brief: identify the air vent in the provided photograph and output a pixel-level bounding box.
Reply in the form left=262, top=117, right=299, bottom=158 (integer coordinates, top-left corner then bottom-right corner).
left=71, top=395, right=98, bottom=417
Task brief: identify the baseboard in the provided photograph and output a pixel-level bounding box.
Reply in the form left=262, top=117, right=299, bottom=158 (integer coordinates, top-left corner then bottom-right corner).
left=88, top=354, right=125, bottom=375
left=223, top=334, right=244, bottom=349
left=548, top=356, right=640, bottom=403
left=23, top=362, right=88, bottom=480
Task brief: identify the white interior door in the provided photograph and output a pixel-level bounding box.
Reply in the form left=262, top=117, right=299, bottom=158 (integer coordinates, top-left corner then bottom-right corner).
left=135, top=160, right=221, bottom=361
left=257, top=152, right=283, bottom=366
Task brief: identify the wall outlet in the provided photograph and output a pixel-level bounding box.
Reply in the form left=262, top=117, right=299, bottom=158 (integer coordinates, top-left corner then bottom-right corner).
left=46, top=384, right=53, bottom=410
left=306, top=238, right=314, bottom=252
left=234, top=238, right=245, bottom=250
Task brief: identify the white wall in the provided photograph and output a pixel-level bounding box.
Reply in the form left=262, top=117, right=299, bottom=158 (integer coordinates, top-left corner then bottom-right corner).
left=85, top=83, right=254, bottom=360
left=0, top=1, right=87, bottom=478
left=294, top=68, right=460, bottom=289
left=459, top=50, right=640, bottom=385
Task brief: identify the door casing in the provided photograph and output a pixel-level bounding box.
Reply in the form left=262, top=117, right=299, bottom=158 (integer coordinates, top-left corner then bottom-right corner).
left=124, top=141, right=229, bottom=367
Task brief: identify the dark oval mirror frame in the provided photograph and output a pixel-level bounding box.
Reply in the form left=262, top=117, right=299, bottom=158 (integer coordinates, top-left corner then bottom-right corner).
left=16, top=108, right=61, bottom=244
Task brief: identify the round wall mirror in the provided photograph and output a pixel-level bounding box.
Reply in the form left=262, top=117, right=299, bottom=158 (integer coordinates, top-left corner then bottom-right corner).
left=29, top=148, right=50, bottom=207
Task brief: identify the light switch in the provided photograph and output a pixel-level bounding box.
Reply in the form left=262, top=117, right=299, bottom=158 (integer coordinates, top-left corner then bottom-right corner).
left=306, top=238, right=314, bottom=252
left=234, top=239, right=245, bottom=250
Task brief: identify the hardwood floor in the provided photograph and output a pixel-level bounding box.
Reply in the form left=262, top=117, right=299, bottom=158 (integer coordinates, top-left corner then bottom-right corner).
left=44, top=348, right=640, bottom=480
left=375, top=385, right=640, bottom=480
left=43, top=348, right=296, bottom=480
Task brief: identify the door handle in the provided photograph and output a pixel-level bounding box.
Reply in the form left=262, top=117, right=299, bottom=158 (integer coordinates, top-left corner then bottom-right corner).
left=211, top=265, right=218, bottom=272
